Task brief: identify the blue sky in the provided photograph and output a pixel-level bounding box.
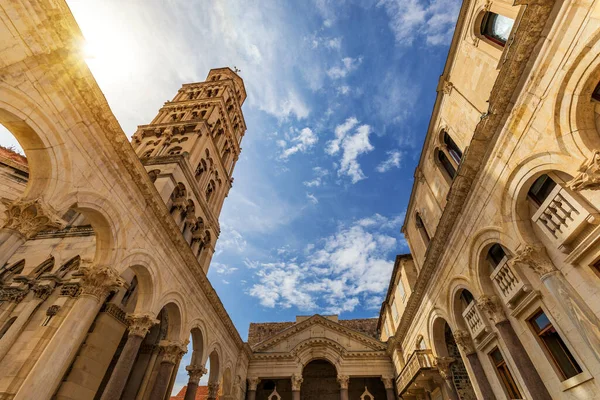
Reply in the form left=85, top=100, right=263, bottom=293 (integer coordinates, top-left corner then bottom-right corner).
left=0, top=0, right=461, bottom=392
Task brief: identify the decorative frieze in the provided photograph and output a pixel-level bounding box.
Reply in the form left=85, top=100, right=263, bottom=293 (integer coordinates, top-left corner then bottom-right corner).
left=126, top=313, right=158, bottom=337
left=1, top=198, right=66, bottom=239
left=101, top=303, right=127, bottom=325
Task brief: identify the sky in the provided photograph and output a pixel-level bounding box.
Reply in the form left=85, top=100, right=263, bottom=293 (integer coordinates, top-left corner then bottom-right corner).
left=0, top=0, right=461, bottom=393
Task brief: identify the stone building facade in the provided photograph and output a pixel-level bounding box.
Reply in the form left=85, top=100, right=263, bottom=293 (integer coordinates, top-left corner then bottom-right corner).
left=378, top=0, right=600, bottom=398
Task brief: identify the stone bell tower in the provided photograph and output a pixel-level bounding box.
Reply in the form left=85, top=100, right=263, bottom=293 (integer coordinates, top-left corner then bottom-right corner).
left=131, top=68, right=247, bottom=273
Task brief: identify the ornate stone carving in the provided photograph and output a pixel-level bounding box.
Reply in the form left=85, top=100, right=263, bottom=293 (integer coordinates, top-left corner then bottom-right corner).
left=337, top=374, right=350, bottom=389
left=381, top=375, right=394, bottom=389
left=442, top=80, right=454, bottom=95
left=32, top=283, right=53, bottom=301
left=567, top=150, right=600, bottom=191
left=79, top=264, right=125, bottom=301
left=148, top=169, right=161, bottom=183
left=102, top=303, right=127, bottom=324
left=453, top=330, right=476, bottom=355
left=207, top=382, right=220, bottom=398
left=477, top=295, right=507, bottom=324
left=247, top=377, right=261, bottom=391
left=59, top=282, right=81, bottom=297
left=0, top=287, right=27, bottom=303
left=435, top=357, right=455, bottom=380
left=46, top=304, right=60, bottom=316
left=186, top=365, right=208, bottom=384
left=291, top=373, right=303, bottom=391
left=1, top=199, right=66, bottom=239
left=159, top=341, right=187, bottom=364
left=511, top=245, right=557, bottom=279
left=126, top=313, right=158, bottom=337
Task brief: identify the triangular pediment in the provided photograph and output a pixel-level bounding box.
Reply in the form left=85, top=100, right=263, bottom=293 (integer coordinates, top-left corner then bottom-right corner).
left=251, top=315, right=386, bottom=354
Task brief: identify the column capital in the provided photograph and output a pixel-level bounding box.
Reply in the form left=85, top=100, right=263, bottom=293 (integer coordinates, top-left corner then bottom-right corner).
left=158, top=340, right=187, bottom=365
left=126, top=313, right=159, bottom=337
left=247, top=377, right=261, bottom=391
left=511, top=245, right=557, bottom=279
left=291, top=373, right=303, bottom=391
left=186, top=365, right=208, bottom=384
left=477, top=295, right=507, bottom=324
left=381, top=375, right=394, bottom=389
left=452, top=330, right=476, bottom=355
left=32, top=283, right=54, bottom=301
left=207, top=382, right=220, bottom=397
left=434, top=357, right=454, bottom=380
left=79, top=264, right=125, bottom=301
left=0, top=287, right=28, bottom=303
left=337, top=374, right=349, bottom=389
left=1, top=198, right=66, bottom=239
left=567, top=149, right=600, bottom=191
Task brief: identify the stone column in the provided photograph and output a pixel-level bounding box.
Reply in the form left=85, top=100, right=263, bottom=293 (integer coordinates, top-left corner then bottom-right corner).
left=452, top=330, right=495, bottom=400
left=291, top=373, right=303, bottom=400
left=148, top=340, right=187, bottom=400
left=207, top=381, right=220, bottom=400
left=14, top=264, right=124, bottom=400
left=513, top=245, right=600, bottom=363
left=478, top=295, right=551, bottom=400
left=247, top=377, right=260, bottom=400
left=184, top=365, right=208, bottom=400
left=337, top=375, right=349, bottom=400
left=0, top=288, right=27, bottom=327
left=381, top=375, right=395, bottom=400
left=0, top=199, right=65, bottom=267
left=100, top=313, right=158, bottom=400
left=0, top=283, right=53, bottom=361
left=435, top=357, right=458, bottom=400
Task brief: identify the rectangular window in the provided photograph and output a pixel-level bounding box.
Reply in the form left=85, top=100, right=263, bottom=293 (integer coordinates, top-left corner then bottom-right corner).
left=529, top=309, right=583, bottom=380
left=392, top=306, right=399, bottom=322
left=489, top=347, right=522, bottom=399
left=397, top=279, right=406, bottom=301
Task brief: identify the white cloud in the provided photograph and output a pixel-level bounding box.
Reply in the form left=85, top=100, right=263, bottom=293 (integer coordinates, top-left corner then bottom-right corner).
left=377, top=0, right=460, bottom=46
left=326, top=37, right=342, bottom=50
left=303, top=167, right=329, bottom=187
left=279, top=127, right=318, bottom=160
left=213, top=262, right=239, bottom=275
left=326, top=118, right=374, bottom=183
left=337, top=85, right=351, bottom=95
left=214, top=223, right=247, bottom=255
left=376, top=150, right=402, bottom=172
left=327, top=57, right=363, bottom=79
left=247, top=214, right=403, bottom=313
left=306, top=193, right=319, bottom=204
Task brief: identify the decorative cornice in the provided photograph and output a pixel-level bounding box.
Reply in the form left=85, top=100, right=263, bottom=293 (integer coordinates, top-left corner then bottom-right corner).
left=102, top=303, right=127, bottom=325
left=252, top=315, right=386, bottom=352
left=395, top=0, right=556, bottom=342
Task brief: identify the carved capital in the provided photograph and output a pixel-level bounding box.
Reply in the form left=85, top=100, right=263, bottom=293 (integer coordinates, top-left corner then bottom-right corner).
left=32, top=283, right=53, bottom=301
left=1, top=199, right=66, bottom=239
left=247, top=377, right=261, bottom=391
left=158, top=340, right=187, bottom=365
left=186, top=365, right=208, bottom=384
left=207, top=382, right=220, bottom=397
left=511, top=245, right=557, bottom=278
left=79, top=264, right=125, bottom=301
left=442, top=80, right=454, bottom=95
left=337, top=375, right=350, bottom=389
left=453, top=330, right=476, bottom=355
left=0, top=287, right=27, bottom=303
left=291, top=373, right=303, bottom=391
left=567, top=150, right=600, bottom=191
left=435, top=357, right=454, bottom=380
left=477, top=295, right=507, bottom=324
left=381, top=375, right=394, bottom=389
left=126, top=313, right=158, bottom=337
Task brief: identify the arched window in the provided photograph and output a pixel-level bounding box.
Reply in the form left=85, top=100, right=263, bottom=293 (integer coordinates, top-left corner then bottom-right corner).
left=480, top=12, right=514, bottom=47
left=206, top=180, right=215, bottom=203
left=443, top=132, right=462, bottom=164
left=0, top=260, right=24, bottom=283
left=459, top=289, right=475, bottom=311
left=486, top=243, right=507, bottom=274
left=415, top=212, right=431, bottom=247
left=437, top=149, right=456, bottom=179
left=143, top=149, right=154, bottom=158
left=167, top=146, right=182, bottom=156
left=31, top=257, right=55, bottom=279
left=527, top=174, right=557, bottom=206
left=196, top=159, right=207, bottom=181
left=56, top=256, right=81, bottom=278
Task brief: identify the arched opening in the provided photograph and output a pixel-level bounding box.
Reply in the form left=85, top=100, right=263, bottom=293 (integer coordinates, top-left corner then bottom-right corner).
left=415, top=212, right=431, bottom=247
left=436, top=149, right=456, bottom=180
left=480, top=12, right=515, bottom=47
left=222, top=367, right=232, bottom=396
left=0, top=259, right=24, bottom=282
left=208, top=349, right=220, bottom=385
left=301, top=359, right=338, bottom=400
left=30, top=256, right=54, bottom=279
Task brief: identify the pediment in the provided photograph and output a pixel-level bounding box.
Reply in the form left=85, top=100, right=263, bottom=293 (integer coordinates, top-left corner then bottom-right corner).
left=252, top=315, right=386, bottom=354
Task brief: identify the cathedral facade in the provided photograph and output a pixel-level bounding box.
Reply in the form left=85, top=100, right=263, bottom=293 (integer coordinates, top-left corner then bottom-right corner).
left=1, top=0, right=600, bottom=399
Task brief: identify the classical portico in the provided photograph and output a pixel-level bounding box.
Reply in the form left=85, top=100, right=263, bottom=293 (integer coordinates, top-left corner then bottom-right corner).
left=246, top=315, right=395, bottom=400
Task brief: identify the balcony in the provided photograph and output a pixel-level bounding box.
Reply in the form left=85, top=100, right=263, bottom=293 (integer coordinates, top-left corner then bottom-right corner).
left=462, top=301, right=490, bottom=340
left=490, top=256, right=531, bottom=308
left=397, top=350, right=435, bottom=394
left=532, top=185, right=599, bottom=254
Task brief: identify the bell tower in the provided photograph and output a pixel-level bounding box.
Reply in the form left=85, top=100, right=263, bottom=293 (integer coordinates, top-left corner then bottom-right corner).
left=131, top=68, right=247, bottom=273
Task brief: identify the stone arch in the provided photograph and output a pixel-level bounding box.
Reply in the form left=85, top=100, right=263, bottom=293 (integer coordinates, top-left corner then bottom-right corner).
left=301, top=359, right=339, bottom=400
left=0, top=84, right=72, bottom=201
left=554, top=26, right=600, bottom=157
left=447, top=278, right=479, bottom=332
left=501, top=152, right=580, bottom=245
left=428, top=310, right=453, bottom=358
left=206, top=344, right=222, bottom=383
left=222, top=366, right=233, bottom=395
left=114, top=251, right=160, bottom=314
left=55, top=255, right=81, bottom=279
left=153, top=300, right=183, bottom=341
left=30, top=256, right=54, bottom=279
left=291, top=338, right=344, bottom=372
left=0, top=259, right=24, bottom=282
left=188, top=321, right=207, bottom=367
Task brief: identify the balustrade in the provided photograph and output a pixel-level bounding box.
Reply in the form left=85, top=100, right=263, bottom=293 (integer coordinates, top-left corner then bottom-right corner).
left=490, top=256, right=531, bottom=307
left=462, top=301, right=489, bottom=340
left=397, top=349, right=434, bottom=394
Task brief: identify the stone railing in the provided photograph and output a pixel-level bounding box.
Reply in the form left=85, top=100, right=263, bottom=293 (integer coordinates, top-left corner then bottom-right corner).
left=462, top=301, right=489, bottom=340
left=532, top=185, right=598, bottom=254
left=490, top=256, right=531, bottom=308
left=397, top=349, right=434, bottom=393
